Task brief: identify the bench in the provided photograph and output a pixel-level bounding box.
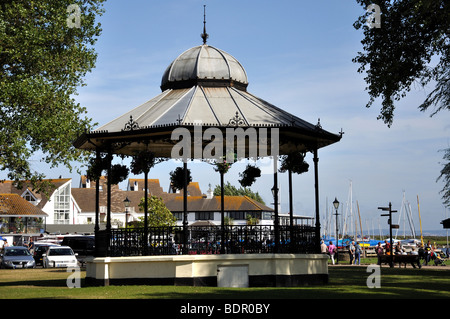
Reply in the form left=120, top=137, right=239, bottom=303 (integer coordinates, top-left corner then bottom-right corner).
left=379, top=254, right=421, bottom=268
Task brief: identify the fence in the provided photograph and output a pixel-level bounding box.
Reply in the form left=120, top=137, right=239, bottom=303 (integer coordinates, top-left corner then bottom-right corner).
left=106, top=225, right=317, bottom=257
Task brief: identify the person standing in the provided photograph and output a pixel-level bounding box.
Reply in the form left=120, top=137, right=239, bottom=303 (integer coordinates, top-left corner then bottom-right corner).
left=395, top=242, right=402, bottom=255
left=320, top=240, right=328, bottom=254
left=375, top=242, right=384, bottom=265
left=348, top=241, right=355, bottom=265
left=28, top=238, right=35, bottom=254
left=384, top=240, right=391, bottom=255
left=424, top=241, right=431, bottom=266
left=354, top=242, right=361, bottom=265
left=328, top=241, right=337, bottom=265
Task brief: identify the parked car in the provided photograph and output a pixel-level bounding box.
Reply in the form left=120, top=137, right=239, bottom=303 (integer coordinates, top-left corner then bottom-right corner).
left=0, top=246, right=36, bottom=269
left=42, top=246, right=78, bottom=268
left=61, top=235, right=95, bottom=256
left=33, top=243, right=60, bottom=266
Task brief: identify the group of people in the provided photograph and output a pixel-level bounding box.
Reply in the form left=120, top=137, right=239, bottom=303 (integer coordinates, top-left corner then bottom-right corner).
left=320, top=238, right=445, bottom=267
left=347, top=241, right=363, bottom=265
left=1, top=238, right=35, bottom=252
left=374, top=239, right=444, bottom=267
left=320, top=240, right=362, bottom=265
left=415, top=241, right=443, bottom=266
left=419, top=241, right=438, bottom=266
left=321, top=240, right=337, bottom=264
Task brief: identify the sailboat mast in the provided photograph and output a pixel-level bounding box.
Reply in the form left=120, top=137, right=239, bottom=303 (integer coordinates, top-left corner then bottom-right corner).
left=406, top=201, right=416, bottom=238
left=417, top=195, right=424, bottom=246
left=350, top=180, right=353, bottom=239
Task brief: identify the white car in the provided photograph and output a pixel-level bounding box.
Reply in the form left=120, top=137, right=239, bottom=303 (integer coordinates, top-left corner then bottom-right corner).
left=42, top=246, right=78, bottom=268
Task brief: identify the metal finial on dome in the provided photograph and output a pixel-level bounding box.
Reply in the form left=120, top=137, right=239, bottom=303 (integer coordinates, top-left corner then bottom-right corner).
left=201, top=5, right=209, bottom=45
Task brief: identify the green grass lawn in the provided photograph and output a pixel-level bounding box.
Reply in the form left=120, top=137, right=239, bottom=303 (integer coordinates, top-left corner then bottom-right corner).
left=1, top=265, right=449, bottom=299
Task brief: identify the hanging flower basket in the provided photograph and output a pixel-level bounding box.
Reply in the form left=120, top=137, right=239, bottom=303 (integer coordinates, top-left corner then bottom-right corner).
left=170, top=166, right=192, bottom=191
left=86, top=154, right=129, bottom=185
left=239, top=164, right=261, bottom=187
left=86, top=155, right=107, bottom=181
left=208, top=152, right=236, bottom=174
left=213, top=159, right=232, bottom=174
left=279, top=151, right=309, bottom=175
left=130, top=150, right=157, bottom=175
left=109, top=164, right=129, bottom=185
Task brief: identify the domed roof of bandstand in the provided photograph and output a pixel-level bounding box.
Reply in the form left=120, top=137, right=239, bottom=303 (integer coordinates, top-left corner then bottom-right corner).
left=160, top=44, right=248, bottom=91
left=74, top=31, right=341, bottom=158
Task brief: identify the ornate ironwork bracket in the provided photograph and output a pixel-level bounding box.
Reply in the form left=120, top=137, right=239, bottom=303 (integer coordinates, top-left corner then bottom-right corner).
left=315, top=118, right=322, bottom=130
left=176, top=114, right=182, bottom=125
left=123, top=115, right=140, bottom=131
left=228, top=111, right=245, bottom=127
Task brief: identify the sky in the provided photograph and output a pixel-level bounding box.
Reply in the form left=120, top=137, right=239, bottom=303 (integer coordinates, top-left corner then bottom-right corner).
left=10, top=0, right=450, bottom=233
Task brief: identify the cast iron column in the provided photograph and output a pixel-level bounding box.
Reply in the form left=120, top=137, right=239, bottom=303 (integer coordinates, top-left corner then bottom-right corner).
left=106, top=146, right=112, bottom=256
left=220, top=170, right=225, bottom=254
left=313, top=148, right=321, bottom=253
left=94, top=149, right=100, bottom=256
left=144, top=170, right=149, bottom=255
left=288, top=168, right=294, bottom=252
left=183, top=161, right=188, bottom=254
left=273, top=157, right=279, bottom=253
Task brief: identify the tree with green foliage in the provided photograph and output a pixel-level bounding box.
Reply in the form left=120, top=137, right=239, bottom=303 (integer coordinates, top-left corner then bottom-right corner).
left=137, top=195, right=177, bottom=227
left=438, top=148, right=450, bottom=207
left=213, top=181, right=265, bottom=205
left=353, top=0, right=449, bottom=126
left=0, top=0, right=106, bottom=192
left=245, top=214, right=259, bottom=226
left=353, top=0, right=449, bottom=206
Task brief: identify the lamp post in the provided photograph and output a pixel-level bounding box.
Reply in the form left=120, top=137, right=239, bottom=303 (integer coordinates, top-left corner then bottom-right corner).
left=123, top=196, right=131, bottom=255
left=333, top=197, right=340, bottom=263
left=123, top=196, right=131, bottom=229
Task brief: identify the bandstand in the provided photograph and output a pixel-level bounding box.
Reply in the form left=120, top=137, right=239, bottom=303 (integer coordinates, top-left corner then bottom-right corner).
left=74, top=20, right=342, bottom=287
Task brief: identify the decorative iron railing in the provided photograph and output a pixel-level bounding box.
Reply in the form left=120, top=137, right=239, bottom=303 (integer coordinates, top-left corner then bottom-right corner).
left=107, top=225, right=316, bottom=257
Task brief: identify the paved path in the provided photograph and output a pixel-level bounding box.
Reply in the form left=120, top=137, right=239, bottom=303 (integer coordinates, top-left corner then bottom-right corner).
left=329, top=263, right=449, bottom=269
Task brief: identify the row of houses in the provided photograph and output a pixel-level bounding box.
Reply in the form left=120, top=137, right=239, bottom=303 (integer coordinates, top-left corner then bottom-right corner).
left=0, top=177, right=284, bottom=234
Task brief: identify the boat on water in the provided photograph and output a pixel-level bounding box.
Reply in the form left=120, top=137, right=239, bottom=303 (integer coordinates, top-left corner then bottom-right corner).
left=399, top=238, right=422, bottom=248
left=321, top=236, right=376, bottom=248
left=321, top=236, right=410, bottom=248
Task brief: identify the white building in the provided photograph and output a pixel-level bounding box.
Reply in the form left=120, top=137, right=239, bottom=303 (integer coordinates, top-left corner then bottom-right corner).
left=72, top=176, right=274, bottom=228
left=0, top=178, right=80, bottom=226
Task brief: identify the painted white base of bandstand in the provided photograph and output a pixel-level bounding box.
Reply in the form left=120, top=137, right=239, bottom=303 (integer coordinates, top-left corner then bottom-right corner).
left=85, top=253, right=329, bottom=287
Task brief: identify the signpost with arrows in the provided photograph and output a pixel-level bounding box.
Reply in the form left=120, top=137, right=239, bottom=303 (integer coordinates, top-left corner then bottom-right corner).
left=378, top=202, right=398, bottom=268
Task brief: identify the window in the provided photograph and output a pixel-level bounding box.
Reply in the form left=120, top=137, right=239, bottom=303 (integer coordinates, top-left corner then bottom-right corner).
left=22, top=190, right=37, bottom=205
left=228, top=212, right=261, bottom=220
left=48, top=248, right=74, bottom=256
left=53, top=184, right=71, bottom=224
left=262, top=212, right=272, bottom=220
left=195, top=212, right=214, bottom=220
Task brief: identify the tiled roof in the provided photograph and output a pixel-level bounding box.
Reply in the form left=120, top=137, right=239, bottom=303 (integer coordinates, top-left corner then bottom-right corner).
left=0, top=179, right=71, bottom=210
left=0, top=194, right=48, bottom=217
left=128, top=178, right=164, bottom=195
left=73, top=178, right=169, bottom=213
left=72, top=177, right=271, bottom=214
left=164, top=196, right=273, bottom=213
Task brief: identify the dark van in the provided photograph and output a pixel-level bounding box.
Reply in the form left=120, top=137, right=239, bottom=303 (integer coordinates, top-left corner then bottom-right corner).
left=61, top=235, right=95, bottom=257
